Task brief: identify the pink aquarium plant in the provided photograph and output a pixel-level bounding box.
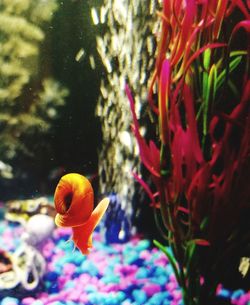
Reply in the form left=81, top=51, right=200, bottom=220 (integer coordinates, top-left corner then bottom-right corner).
left=127, top=0, right=250, bottom=304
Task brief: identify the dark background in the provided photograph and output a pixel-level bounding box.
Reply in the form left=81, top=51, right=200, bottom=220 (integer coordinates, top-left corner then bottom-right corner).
left=1, top=1, right=104, bottom=199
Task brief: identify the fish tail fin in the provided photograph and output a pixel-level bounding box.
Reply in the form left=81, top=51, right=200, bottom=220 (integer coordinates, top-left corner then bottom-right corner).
left=87, top=197, right=110, bottom=232
left=72, top=197, right=110, bottom=255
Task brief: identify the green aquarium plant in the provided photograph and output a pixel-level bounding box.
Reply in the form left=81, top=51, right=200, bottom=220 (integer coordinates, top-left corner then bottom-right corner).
left=0, top=0, right=68, bottom=181
left=127, top=0, right=250, bottom=304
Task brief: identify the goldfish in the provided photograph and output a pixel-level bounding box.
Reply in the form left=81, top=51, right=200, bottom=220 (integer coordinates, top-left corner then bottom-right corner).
left=54, top=173, right=110, bottom=254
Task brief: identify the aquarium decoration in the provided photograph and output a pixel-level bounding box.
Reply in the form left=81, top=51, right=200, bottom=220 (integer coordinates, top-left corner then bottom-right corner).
left=0, top=210, right=55, bottom=296
left=127, top=0, right=250, bottom=304
left=91, top=0, right=161, bottom=240
left=103, top=193, right=130, bottom=243
left=5, top=197, right=56, bottom=224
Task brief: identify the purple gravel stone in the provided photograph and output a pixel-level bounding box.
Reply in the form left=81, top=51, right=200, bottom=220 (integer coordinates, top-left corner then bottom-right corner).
left=143, top=283, right=162, bottom=296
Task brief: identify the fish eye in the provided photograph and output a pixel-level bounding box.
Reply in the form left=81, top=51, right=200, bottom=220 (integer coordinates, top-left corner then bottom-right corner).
left=64, top=192, right=73, bottom=211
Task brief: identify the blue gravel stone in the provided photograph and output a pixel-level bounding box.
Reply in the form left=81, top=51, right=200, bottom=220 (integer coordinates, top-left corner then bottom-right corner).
left=154, top=266, right=168, bottom=276
left=88, top=292, right=105, bottom=304
left=55, top=255, right=72, bottom=267
left=85, top=284, right=97, bottom=292
left=1, top=297, right=19, bottom=305
left=149, top=292, right=170, bottom=305
left=133, top=258, right=145, bottom=266
left=218, top=288, right=231, bottom=298
left=48, top=282, right=59, bottom=293
left=162, top=300, right=171, bottom=305
left=103, top=265, right=114, bottom=275
left=103, top=293, right=123, bottom=305
left=124, top=251, right=139, bottom=264
left=136, top=240, right=150, bottom=251
left=135, top=267, right=149, bottom=279
left=57, top=240, right=72, bottom=251
left=231, top=289, right=245, bottom=300
left=44, top=271, right=58, bottom=281
left=115, top=291, right=126, bottom=302
left=73, top=252, right=85, bottom=266
left=30, top=301, right=44, bottom=305
left=80, top=260, right=99, bottom=276
left=166, top=264, right=174, bottom=275
left=44, top=280, right=52, bottom=289
left=132, top=289, right=147, bottom=305
left=123, top=284, right=141, bottom=297
left=65, top=302, right=77, bottom=305
left=151, top=275, right=168, bottom=285
left=101, top=274, right=120, bottom=284
left=64, top=280, right=75, bottom=289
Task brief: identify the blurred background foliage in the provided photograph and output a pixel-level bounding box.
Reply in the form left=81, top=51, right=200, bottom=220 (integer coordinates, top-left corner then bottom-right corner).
left=0, top=0, right=102, bottom=199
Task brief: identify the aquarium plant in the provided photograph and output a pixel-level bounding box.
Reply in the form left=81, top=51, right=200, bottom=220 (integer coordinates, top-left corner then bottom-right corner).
left=127, top=0, right=250, bottom=304
left=0, top=0, right=68, bottom=181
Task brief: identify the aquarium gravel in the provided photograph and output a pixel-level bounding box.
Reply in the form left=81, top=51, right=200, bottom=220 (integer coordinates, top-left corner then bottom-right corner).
left=0, top=221, right=249, bottom=305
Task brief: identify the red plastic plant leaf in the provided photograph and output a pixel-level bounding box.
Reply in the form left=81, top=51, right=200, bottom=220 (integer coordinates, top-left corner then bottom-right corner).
left=171, top=0, right=197, bottom=66
left=132, top=172, right=157, bottom=206
left=171, top=126, right=186, bottom=196
left=231, top=20, right=250, bottom=39
left=184, top=43, right=227, bottom=75
left=183, top=84, right=204, bottom=164
left=235, top=0, right=250, bottom=19
left=186, top=162, right=212, bottom=225
left=191, top=239, right=210, bottom=246
left=126, top=84, right=161, bottom=178
left=159, top=59, right=171, bottom=145
left=213, top=0, right=229, bottom=40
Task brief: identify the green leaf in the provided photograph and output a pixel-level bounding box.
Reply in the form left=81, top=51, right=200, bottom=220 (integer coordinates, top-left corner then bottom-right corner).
left=216, top=55, right=243, bottom=90
left=208, top=64, right=217, bottom=105
left=153, top=239, right=182, bottom=286
left=203, top=49, right=211, bottom=70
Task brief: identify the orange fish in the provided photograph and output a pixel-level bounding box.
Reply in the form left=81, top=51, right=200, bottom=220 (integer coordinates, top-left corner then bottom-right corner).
left=54, top=173, right=110, bottom=254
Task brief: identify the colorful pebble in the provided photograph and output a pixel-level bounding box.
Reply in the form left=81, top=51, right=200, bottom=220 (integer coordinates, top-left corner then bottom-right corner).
left=0, top=223, right=249, bottom=305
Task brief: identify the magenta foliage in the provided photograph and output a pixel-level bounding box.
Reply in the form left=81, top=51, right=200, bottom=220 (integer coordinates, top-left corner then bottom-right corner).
left=127, top=0, right=250, bottom=303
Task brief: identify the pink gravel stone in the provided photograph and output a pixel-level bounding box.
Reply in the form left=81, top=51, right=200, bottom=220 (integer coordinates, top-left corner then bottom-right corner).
left=115, top=264, right=138, bottom=275
left=63, top=263, right=76, bottom=275
left=139, top=250, right=151, bottom=260
left=21, top=297, right=36, bottom=305
left=165, top=281, right=177, bottom=292
left=79, top=293, right=89, bottom=303
left=238, top=295, right=250, bottom=305
left=143, top=284, right=162, bottom=296
left=172, top=290, right=182, bottom=301
left=102, top=283, right=121, bottom=292
left=53, top=227, right=72, bottom=239
left=57, top=276, right=69, bottom=288
left=169, top=273, right=177, bottom=282
left=154, top=257, right=169, bottom=266
left=79, top=273, right=91, bottom=284
left=68, top=289, right=82, bottom=302
left=216, top=283, right=223, bottom=294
